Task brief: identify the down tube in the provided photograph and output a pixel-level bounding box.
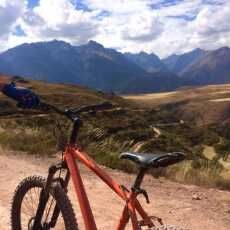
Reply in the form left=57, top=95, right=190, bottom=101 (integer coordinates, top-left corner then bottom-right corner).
left=72, top=148, right=128, bottom=200
left=65, top=151, right=97, bottom=230
left=128, top=193, right=139, bottom=230
left=117, top=193, right=139, bottom=230
left=117, top=205, right=130, bottom=230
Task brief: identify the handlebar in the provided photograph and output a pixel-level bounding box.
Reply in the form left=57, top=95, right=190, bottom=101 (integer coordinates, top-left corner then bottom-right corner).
left=38, top=101, right=113, bottom=121
left=72, top=102, right=113, bottom=114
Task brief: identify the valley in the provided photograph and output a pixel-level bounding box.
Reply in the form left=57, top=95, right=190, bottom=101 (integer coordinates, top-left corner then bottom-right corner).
left=1, top=75, right=230, bottom=191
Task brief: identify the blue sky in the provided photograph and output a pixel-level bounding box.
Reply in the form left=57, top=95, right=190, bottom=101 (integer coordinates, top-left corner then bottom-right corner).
left=27, top=0, right=39, bottom=9
left=13, top=25, right=26, bottom=37
left=0, top=0, right=229, bottom=57
left=75, top=0, right=92, bottom=12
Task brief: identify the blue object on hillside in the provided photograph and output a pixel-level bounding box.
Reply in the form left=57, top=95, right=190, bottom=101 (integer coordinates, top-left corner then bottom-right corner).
left=2, top=82, right=40, bottom=109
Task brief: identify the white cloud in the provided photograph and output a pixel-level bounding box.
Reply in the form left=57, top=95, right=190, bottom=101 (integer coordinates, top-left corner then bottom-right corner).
left=189, top=3, right=230, bottom=50
left=82, top=0, right=230, bottom=57
left=89, top=0, right=164, bottom=50
left=21, top=0, right=98, bottom=43
left=0, top=0, right=230, bottom=58
left=121, top=12, right=163, bottom=42
left=0, top=0, right=26, bottom=50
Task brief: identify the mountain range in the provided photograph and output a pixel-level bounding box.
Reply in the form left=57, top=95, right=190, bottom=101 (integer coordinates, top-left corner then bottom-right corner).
left=162, top=48, right=207, bottom=74
left=124, top=51, right=168, bottom=73
left=180, top=47, right=230, bottom=85
left=0, top=40, right=229, bottom=94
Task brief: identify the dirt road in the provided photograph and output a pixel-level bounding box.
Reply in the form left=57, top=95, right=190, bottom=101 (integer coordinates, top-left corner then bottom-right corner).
left=0, top=149, right=229, bottom=230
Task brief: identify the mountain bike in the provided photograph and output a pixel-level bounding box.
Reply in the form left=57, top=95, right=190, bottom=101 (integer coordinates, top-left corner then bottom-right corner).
left=11, top=101, right=188, bottom=230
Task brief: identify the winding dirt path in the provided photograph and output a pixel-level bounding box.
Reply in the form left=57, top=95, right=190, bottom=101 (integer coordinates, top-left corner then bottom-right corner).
left=0, top=149, right=230, bottom=230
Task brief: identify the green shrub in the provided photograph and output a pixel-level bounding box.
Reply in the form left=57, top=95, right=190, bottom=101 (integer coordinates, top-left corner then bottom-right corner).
left=0, top=129, right=56, bottom=155
left=214, top=140, right=230, bottom=159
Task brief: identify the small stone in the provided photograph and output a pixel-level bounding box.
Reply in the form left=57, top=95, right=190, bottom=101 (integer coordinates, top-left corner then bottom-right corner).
left=192, top=194, right=201, bottom=200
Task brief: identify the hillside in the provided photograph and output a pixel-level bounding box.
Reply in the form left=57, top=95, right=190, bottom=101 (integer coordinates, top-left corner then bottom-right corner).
left=1, top=75, right=230, bottom=191
left=124, top=84, right=230, bottom=188
left=124, top=83, right=230, bottom=125
left=163, top=48, right=207, bottom=74
left=121, top=72, right=193, bottom=94
left=162, top=54, right=180, bottom=71
left=180, top=47, right=230, bottom=84
left=124, top=51, right=168, bottom=73
left=0, top=40, right=188, bottom=94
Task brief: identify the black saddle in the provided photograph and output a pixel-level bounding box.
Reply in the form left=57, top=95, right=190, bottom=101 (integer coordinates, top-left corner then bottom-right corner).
left=120, top=152, right=185, bottom=168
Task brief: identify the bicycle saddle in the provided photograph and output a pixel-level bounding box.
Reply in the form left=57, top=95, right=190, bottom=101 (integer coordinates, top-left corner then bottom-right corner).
left=120, top=152, right=185, bottom=168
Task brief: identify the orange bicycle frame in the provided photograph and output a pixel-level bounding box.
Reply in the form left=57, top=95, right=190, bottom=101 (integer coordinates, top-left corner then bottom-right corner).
left=64, top=145, right=155, bottom=230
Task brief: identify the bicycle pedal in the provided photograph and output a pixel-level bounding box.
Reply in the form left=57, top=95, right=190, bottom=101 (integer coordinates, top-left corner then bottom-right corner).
left=150, top=216, right=163, bottom=225
left=138, top=219, right=148, bottom=227
left=138, top=216, right=163, bottom=228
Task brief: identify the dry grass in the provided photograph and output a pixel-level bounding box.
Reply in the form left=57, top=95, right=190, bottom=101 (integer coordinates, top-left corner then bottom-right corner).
left=209, top=98, right=230, bottom=102
left=123, top=84, right=230, bottom=103
left=124, top=91, right=176, bottom=100
left=202, top=145, right=217, bottom=160
left=123, top=83, right=230, bottom=125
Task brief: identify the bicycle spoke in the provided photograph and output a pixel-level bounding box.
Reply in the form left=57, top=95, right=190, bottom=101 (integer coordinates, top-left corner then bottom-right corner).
left=20, top=207, right=33, bottom=217
left=23, top=194, right=35, bottom=214
left=44, top=195, right=55, bottom=224
left=27, top=189, right=36, bottom=215
left=33, top=187, right=40, bottom=203
left=20, top=187, right=41, bottom=230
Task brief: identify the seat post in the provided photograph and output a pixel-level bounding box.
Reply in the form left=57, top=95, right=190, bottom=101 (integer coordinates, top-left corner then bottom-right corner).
left=132, top=167, right=148, bottom=190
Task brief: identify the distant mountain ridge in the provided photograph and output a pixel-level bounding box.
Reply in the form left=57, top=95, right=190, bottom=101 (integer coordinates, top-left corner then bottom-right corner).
left=0, top=40, right=143, bottom=92
left=0, top=40, right=229, bottom=94
left=180, top=47, right=230, bottom=85
left=163, top=48, right=207, bottom=74
left=0, top=40, right=191, bottom=94
left=162, top=54, right=180, bottom=71
left=124, top=51, right=168, bottom=73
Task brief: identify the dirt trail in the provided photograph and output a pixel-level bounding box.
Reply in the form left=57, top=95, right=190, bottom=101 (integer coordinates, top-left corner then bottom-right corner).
left=0, top=149, right=230, bottom=230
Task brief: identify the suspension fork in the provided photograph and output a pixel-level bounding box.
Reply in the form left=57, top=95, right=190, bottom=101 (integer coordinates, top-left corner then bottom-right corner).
left=49, top=169, right=70, bottom=227
left=32, top=161, right=69, bottom=230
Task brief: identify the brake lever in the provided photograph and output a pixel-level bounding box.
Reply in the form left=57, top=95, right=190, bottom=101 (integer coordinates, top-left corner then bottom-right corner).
left=88, top=110, right=97, bottom=115
left=65, top=109, right=82, bottom=122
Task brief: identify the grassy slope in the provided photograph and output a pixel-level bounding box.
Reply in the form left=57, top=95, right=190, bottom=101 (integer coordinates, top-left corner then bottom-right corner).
left=124, top=84, right=230, bottom=125
left=123, top=84, right=230, bottom=189
left=0, top=75, right=230, bottom=190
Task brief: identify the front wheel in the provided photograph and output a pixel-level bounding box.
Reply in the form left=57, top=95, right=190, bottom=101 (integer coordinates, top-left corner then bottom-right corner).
left=11, top=175, right=78, bottom=230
